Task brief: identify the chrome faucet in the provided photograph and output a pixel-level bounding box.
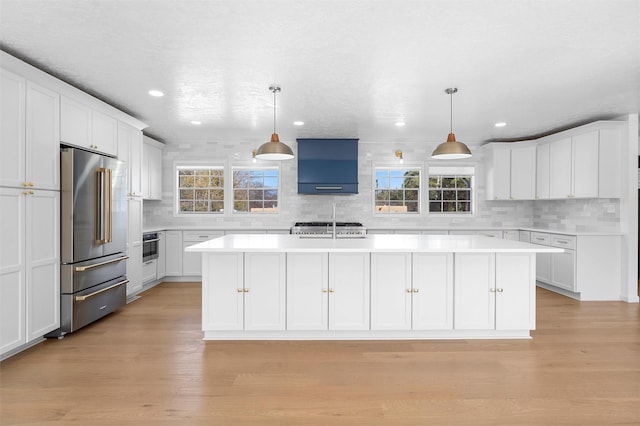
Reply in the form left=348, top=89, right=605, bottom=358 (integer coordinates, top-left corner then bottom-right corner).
left=332, top=202, right=336, bottom=239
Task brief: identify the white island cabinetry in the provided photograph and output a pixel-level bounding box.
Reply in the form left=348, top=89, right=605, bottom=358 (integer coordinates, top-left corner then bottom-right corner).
left=188, top=234, right=561, bottom=340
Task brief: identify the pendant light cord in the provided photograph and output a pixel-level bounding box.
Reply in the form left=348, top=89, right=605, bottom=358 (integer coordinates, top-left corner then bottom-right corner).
left=450, top=91, right=453, bottom=134
left=273, top=88, right=277, bottom=134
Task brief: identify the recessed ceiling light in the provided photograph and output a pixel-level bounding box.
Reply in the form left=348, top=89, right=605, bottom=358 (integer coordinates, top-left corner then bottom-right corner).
left=495, top=122, right=507, bottom=127
left=148, top=90, right=164, bottom=97
left=395, top=121, right=406, bottom=127
left=190, top=120, right=202, bottom=125
left=293, top=121, right=304, bottom=126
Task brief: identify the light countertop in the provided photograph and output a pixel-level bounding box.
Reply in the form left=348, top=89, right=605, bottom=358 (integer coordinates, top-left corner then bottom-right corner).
left=184, top=234, right=564, bottom=254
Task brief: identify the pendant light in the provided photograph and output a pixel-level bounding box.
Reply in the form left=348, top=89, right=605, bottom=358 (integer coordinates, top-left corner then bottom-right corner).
left=255, top=85, right=294, bottom=160
left=431, top=88, right=472, bottom=159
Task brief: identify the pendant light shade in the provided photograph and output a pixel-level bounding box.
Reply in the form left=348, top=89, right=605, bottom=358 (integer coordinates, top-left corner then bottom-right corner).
left=431, top=88, right=472, bottom=160
left=256, top=85, right=294, bottom=160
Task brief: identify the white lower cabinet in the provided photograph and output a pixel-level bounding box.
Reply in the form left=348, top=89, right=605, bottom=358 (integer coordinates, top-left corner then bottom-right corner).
left=126, top=197, right=142, bottom=295
left=454, top=253, right=534, bottom=330
left=286, top=252, right=328, bottom=330
left=286, top=252, right=370, bottom=331
left=370, top=252, right=453, bottom=331
left=156, top=231, right=166, bottom=279
left=202, top=252, right=285, bottom=331
left=328, top=253, right=370, bottom=330
left=165, top=231, right=183, bottom=276
left=142, top=259, right=157, bottom=284
left=1, top=188, right=59, bottom=357
left=550, top=248, right=576, bottom=292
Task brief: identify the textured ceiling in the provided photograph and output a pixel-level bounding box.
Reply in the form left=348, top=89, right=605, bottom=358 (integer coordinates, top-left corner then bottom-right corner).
left=0, top=0, right=638, bottom=148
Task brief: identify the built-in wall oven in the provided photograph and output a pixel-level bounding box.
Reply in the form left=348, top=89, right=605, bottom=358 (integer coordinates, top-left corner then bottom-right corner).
left=143, top=232, right=159, bottom=262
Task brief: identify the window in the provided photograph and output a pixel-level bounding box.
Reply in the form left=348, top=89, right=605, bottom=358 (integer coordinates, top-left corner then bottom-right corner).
left=233, top=167, right=279, bottom=213
left=176, top=166, right=224, bottom=214
left=428, top=166, right=474, bottom=214
left=374, top=168, right=420, bottom=213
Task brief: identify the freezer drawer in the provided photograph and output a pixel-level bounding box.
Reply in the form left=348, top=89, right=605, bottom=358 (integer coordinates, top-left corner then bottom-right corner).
left=60, top=276, right=127, bottom=333
left=61, top=252, right=128, bottom=293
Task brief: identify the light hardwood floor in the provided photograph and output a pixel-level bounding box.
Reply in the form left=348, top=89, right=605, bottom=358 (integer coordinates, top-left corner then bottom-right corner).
left=1, top=283, right=639, bottom=425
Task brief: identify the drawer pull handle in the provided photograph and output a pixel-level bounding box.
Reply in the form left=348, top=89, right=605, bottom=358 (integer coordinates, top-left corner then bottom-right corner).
left=75, top=279, right=128, bottom=301
left=75, top=255, right=129, bottom=272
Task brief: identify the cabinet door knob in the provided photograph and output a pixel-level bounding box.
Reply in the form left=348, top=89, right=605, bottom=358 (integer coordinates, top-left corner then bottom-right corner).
left=22, top=190, right=28, bottom=195
left=406, top=289, right=412, bottom=293
left=237, top=288, right=243, bottom=293
left=22, top=182, right=28, bottom=187
left=243, top=288, right=249, bottom=293
left=322, top=288, right=328, bottom=293
left=329, top=288, right=335, bottom=293
left=413, top=288, right=419, bottom=293
left=490, top=288, right=496, bottom=292
left=497, top=288, right=504, bottom=292
left=28, top=182, right=34, bottom=187
left=28, top=190, right=34, bottom=195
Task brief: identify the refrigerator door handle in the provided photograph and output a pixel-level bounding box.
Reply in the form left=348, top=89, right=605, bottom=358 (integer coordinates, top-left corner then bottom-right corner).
left=74, top=255, right=129, bottom=272
left=96, top=168, right=113, bottom=243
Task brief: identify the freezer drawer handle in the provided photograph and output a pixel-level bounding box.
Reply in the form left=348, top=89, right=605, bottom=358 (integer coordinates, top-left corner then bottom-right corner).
left=75, top=279, right=129, bottom=301
left=74, top=255, right=129, bottom=272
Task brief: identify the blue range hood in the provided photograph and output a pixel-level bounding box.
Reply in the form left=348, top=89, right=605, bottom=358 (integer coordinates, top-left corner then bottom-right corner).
left=297, top=138, right=358, bottom=194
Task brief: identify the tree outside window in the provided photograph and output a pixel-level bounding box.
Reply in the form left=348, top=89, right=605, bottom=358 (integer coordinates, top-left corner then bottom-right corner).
left=233, top=168, right=279, bottom=213
left=177, top=167, right=224, bottom=213
left=428, top=173, right=473, bottom=214
left=374, top=168, right=420, bottom=213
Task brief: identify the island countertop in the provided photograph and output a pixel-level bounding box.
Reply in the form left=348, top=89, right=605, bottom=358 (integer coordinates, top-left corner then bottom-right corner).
left=185, top=234, right=564, bottom=254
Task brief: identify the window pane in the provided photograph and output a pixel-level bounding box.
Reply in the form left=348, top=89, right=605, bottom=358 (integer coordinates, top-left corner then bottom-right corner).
left=457, top=202, right=471, bottom=212
left=429, top=177, right=441, bottom=188
left=443, top=201, right=456, bottom=211
left=180, top=189, right=194, bottom=200
left=457, top=190, right=470, bottom=201
left=176, top=167, right=224, bottom=215
left=429, top=202, right=442, bottom=212
left=390, top=177, right=404, bottom=189
left=443, top=190, right=456, bottom=200
left=375, top=189, right=389, bottom=201
left=375, top=177, right=390, bottom=189
left=232, top=168, right=279, bottom=214
left=405, top=202, right=419, bottom=212
left=457, top=177, right=471, bottom=188
left=442, top=177, right=456, bottom=188
left=405, top=189, right=418, bottom=201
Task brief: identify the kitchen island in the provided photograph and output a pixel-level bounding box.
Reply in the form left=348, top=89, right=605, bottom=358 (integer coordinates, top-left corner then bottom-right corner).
left=185, top=234, right=563, bottom=340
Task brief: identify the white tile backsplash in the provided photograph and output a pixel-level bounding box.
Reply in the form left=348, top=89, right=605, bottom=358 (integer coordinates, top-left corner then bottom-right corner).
left=143, top=139, right=620, bottom=233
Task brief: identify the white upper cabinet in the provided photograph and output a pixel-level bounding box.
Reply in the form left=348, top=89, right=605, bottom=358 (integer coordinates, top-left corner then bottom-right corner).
left=117, top=122, right=143, bottom=197
left=535, top=143, right=550, bottom=199
left=510, top=144, right=536, bottom=200
left=571, top=131, right=599, bottom=198
left=1, top=70, right=59, bottom=190
left=484, top=144, right=511, bottom=200
left=484, top=142, right=535, bottom=200
left=142, top=136, right=163, bottom=200
left=61, top=96, right=117, bottom=156
left=549, top=137, right=573, bottom=199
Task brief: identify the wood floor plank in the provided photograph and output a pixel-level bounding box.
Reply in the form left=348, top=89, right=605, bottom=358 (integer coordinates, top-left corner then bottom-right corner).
left=1, top=283, right=639, bottom=425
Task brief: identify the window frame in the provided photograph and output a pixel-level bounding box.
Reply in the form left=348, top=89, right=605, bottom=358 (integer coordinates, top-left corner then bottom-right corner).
left=174, top=162, right=226, bottom=216
left=231, top=165, right=281, bottom=215
left=426, top=165, right=476, bottom=216
left=372, top=162, right=423, bottom=216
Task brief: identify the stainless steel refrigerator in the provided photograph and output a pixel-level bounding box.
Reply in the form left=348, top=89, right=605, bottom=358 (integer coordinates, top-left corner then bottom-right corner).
left=52, top=147, right=128, bottom=336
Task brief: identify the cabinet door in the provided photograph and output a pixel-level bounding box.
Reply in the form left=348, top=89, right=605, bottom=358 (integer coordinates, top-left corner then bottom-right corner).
left=286, top=252, right=328, bottom=330
left=26, top=190, right=60, bottom=340
left=551, top=249, right=576, bottom=292
left=156, top=231, right=166, bottom=279
left=536, top=252, right=552, bottom=283
left=182, top=242, right=202, bottom=276
left=142, top=259, right=157, bottom=283
left=148, top=144, right=162, bottom=200
left=370, top=253, right=411, bottom=330
left=495, top=253, right=535, bottom=330
left=244, top=253, right=286, bottom=330
left=25, top=82, right=59, bottom=190
left=0, top=69, right=25, bottom=188
left=91, top=110, right=118, bottom=156
left=165, top=231, right=182, bottom=276
left=572, top=132, right=599, bottom=198
left=412, top=253, right=453, bottom=330
left=487, top=146, right=510, bottom=200
left=117, top=123, right=143, bottom=197
left=535, top=143, right=550, bottom=199
left=126, top=197, right=143, bottom=295
left=60, top=96, right=91, bottom=149
left=328, top=253, right=370, bottom=330
left=549, top=138, right=572, bottom=199
left=0, top=188, right=26, bottom=354
left=454, top=253, right=495, bottom=330
left=202, top=253, right=243, bottom=330
left=510, top=145, right=536, bottom=200
left=141, top=143, right=150, bottom=199
left=598, top=128, right=622, bottom=198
